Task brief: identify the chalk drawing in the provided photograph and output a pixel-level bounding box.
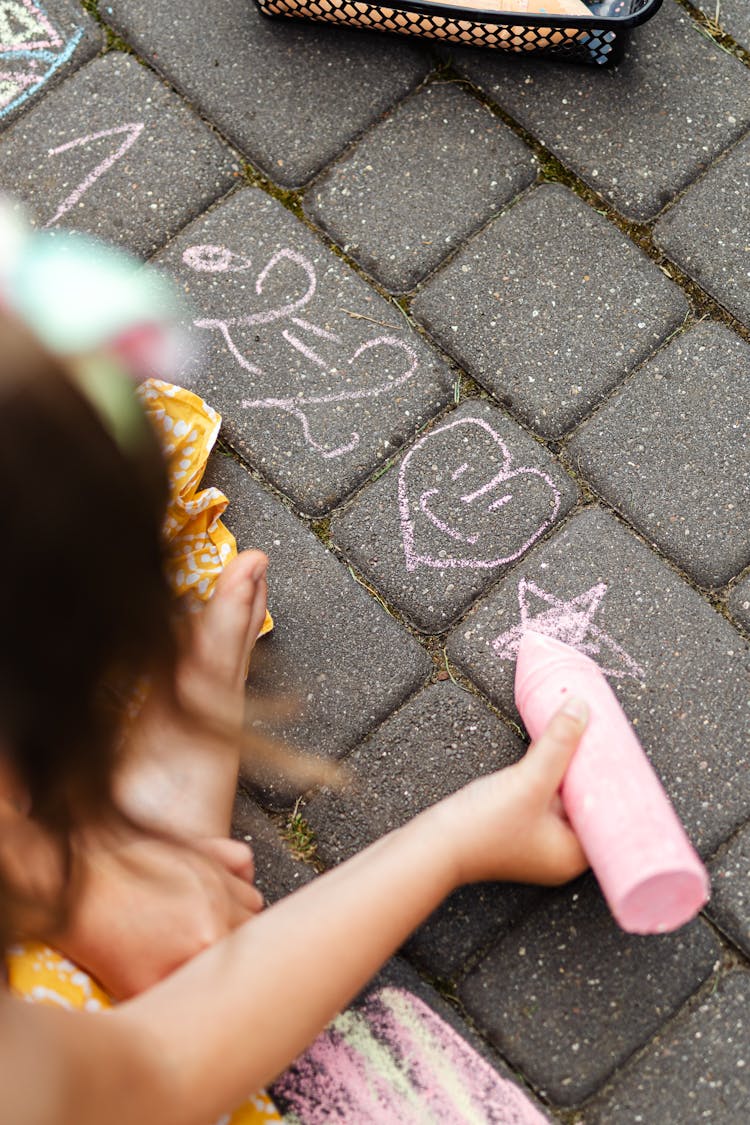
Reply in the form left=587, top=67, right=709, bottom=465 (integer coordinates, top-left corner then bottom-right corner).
left=0, top=2, right=83, bottom=119
left=273, top=986, right=546, bottom=1125
left=398, top=416, right=561, bottom=572
left=181, top=243, right=253, bottom=273
left=185, top=244, right=419, bottom=459
left=45, top=122, right=145, bottom=227
left=492, top=577, right=645, bottom=680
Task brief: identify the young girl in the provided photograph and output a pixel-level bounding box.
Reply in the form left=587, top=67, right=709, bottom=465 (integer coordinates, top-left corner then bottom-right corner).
left=0, top=256, right=589, bottom=1123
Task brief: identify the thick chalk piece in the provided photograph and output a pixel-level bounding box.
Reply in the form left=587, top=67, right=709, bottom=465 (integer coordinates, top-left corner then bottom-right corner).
left=515, top=632, right=709, bottom=934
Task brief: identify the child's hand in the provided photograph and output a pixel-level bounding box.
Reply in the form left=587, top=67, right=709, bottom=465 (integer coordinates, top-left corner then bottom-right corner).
left=429, top=698, right=590, bottom=889
left=50, top=825, right=264, bottom=1000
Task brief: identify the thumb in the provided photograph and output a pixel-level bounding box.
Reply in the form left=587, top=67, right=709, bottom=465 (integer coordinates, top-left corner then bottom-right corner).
left=197, top=837, right=256, bottom=884
left=521, top=697, right=589, bottom=794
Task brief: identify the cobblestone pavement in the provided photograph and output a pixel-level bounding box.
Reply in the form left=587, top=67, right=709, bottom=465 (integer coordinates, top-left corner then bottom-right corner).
left=3, top=2, right=749, bottom=1120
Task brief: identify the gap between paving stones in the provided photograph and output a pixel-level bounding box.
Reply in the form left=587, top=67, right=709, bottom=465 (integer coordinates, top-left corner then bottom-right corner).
left=676, top=0, right=750, bottom=66
left=563, top=958, right=728, bottom=1122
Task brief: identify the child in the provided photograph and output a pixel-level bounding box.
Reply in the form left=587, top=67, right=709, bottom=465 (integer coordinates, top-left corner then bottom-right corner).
left=0, top=278, right=589, bottom=1124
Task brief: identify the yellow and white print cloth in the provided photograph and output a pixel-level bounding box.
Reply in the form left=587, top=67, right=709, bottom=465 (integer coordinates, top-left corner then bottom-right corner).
left=6, top=381, right=279, bottom=1124
left=137, top=377, right=273, bottom=635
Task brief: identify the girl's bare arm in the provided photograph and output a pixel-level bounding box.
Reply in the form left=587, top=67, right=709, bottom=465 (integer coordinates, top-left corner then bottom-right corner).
left=0, top=703, right=587, bottom=1125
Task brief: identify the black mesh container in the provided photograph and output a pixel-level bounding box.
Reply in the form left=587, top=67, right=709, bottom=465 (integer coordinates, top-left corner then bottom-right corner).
left=255, top=0, right=663, bottom=66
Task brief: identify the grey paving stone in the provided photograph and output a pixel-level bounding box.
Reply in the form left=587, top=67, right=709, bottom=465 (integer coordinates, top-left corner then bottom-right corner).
left=0, top=52, right=238, bottom=256
left=0, top=0, right=101, bottom=130
left=654, top=133, right=750, bottom=329
left=304, top=681, right=541, bottom=980
left=205, top=454, right=432, bottom=774
left=728, top=572, right=750, bottom=633
left=156, top=188, right=454, bottom=516
left=231, top=787, right=314, bottom=903
left=273, top=956, right=555, bottom=1123
left=446, top=505, right=750, bottom=857
left=567, top=322, right=750, bottom=589
left=459, top=877, right=720, bottom=1106
left=586, top=971, right=750, bottom=1124
left=695, top=0, right=750, bottom=48
left=412, top=184, right=689, bottom=439
left=706, top=822, right=750, bottom=957
left=105, top=0, right=431, bottom=188
left=304, top=81, right=536, bottom=295
left=446, top=1, right=750, bottom=221
left=330, top=399, right=578, bottom=633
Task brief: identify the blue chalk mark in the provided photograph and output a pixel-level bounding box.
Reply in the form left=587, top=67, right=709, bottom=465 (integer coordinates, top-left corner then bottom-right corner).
left=0, top=26, right=83, bottom=120
left=1, top=49, right=58, bottom=63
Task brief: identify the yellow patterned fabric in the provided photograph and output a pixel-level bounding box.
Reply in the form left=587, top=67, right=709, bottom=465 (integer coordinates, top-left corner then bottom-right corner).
left=5, top=382, right=279, bottom=1124
left=137, top=377, right=273, bottom=635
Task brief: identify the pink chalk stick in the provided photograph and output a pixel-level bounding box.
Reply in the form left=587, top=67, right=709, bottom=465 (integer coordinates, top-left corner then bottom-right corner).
left=515, top=632, right=709, bottom=934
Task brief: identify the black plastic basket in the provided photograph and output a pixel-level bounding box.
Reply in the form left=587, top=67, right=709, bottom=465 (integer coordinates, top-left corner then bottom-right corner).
left=256, top=0, right=662, bottom=66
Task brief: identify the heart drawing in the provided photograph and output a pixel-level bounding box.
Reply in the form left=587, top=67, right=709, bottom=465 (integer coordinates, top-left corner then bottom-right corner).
left=398, top=415, right=561, bottom=571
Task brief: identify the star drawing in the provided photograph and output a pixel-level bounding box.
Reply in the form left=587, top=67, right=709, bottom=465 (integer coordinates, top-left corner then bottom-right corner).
left=491, top=578, right=645, bottom=680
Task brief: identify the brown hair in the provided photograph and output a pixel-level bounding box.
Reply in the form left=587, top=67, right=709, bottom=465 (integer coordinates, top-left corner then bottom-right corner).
left=0, top=312, right=176, bottom=838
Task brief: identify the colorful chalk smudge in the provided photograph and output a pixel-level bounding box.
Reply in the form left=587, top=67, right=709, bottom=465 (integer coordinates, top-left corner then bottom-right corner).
left=183, top=244, right=419, bottom=459
left=492, top=577, right=645, bottom=680
left=272, top=987, right=547, bottom=1124
left=0, top=1, right=84, bottom=121
left=398, top=415, right=561, bottom=572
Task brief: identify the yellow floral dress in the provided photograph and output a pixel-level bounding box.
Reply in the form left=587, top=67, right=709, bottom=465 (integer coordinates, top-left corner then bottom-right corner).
left=7, top=381, right=279, bottom=1125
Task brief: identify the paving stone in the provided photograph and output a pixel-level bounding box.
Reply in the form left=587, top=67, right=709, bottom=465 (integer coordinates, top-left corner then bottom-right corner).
left=586, top=970, right=750, bottom=1123
left=156, top=188, right=454, bottom=516
left=706, top=822, right=750, bottom=957
left=0, top=52, right=238, bottom=256
left=728, top=572, right=750, bottom=633
left=330, top=399, right=578, bottom=633
left=446, top=505, right=750, bottom=857
left=304, top=81, right=536, bottom=295
left=695, top=0, right=750, bottom=49
left=231, top=787, right=314, bottom=903
left=567, top=322, right=750, bottom=589
left=304, top=681, right=541, bottom=980
left=105, top=0, right=431, bottom=189
left=459, top=877, right=721, bottom=1106
left=412, top=184, right=688, bottom=439
left=0, top=0, right=101, bottom=130
left=273, top=956, right=555, bottom=1123
left=205, top=454, right=432, bottom=775
left=654, top=133, right=750, bottom=329
left=446, top=1, right=750, bottom=221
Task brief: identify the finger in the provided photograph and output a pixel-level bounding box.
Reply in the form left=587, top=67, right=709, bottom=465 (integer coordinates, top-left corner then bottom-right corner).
left=198, top=836, right=255, bottom=884
left=521, top=697, right=589, bottom=794
left=539, top=819, right=589, bottom=885
left=226, top=873, right=264, bottom=919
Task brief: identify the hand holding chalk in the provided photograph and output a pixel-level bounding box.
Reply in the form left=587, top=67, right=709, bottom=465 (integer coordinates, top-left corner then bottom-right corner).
left=514, top=631, right=709, bottom=933
left=428, top=698, right=589, bottom=889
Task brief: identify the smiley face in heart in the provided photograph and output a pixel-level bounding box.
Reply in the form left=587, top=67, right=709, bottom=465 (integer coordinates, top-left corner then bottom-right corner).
left=398, top=415, right=561, bottom=571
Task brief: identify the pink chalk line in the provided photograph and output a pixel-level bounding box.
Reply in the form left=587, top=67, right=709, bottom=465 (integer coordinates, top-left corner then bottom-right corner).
left=188, top=245, right=419, bottom=458
left=181, top=243, right=253, bottom=273
left=398, top=415, right=561, bottom=572
left=273, top=986, right=547, bottom=1125
left=492, top=577, right=645, bottom=681
left=44, top=122, right=144, bottom=227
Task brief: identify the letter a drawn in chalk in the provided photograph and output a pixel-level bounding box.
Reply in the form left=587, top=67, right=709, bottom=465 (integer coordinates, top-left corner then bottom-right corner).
left=45, top=122, right=145, bottom=227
